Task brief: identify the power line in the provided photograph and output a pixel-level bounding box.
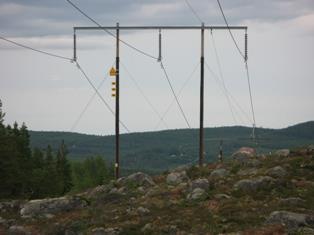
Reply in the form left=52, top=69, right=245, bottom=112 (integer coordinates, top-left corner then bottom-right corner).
left=215, top=0, right=257, bottom=139
left=66, top=0, right=157, bottom=60
left=155, top=62, right=199, bottom=130
left=120, top=61, right=169, bottom=129
left=184, top=0, right=203, bottom=23
left=159, top=61, right=191, bottom=129
left=0, top=35, right=72, bottom=61
left=209, top=30, right=238, bottom=124
left=216, top=0, right=245, bottom=59
left=245, top=61, right=256, bottom=139
left=204, top=61, right=251, bottom=125
left=74, top=61, right=131, bottom=133
left=70, top=77, right=106, bottom=132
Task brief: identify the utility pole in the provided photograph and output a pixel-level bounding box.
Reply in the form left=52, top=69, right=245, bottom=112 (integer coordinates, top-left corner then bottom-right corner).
left=115, top=22, right=120, bottom=179
left=73, top=24, right=247, bottom=177
left=199, top=23, right=205, bottom=167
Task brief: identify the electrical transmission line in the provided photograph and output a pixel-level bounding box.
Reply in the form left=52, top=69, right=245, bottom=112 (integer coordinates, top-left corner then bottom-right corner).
left=155, top=61, right=199, bottom=130
left=216, top=0, right=245, bottom=59
left=204, top=61, right=251, bottom=125
left=216, top=0, right=257, bottom=139
left=209, top=30, right=238, bottom=124
left=160, top=61, right=191, bottom=129
left=184, top=0, right=203, bottom=23
left=120, top=61, right=169, bottom=129
left=66, top=0, right=157, bottom=60
left=0, top=35, right=72, bottom=61
left=74, top=61, right=131, bottom=133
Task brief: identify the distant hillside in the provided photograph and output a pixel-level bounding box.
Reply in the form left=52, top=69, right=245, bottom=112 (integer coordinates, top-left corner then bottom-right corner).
left=29, top=121, right=314, bottom=173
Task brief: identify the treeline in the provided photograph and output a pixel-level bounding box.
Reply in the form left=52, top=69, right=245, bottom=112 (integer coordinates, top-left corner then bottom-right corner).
left=0, top=100, right=113, bottom=199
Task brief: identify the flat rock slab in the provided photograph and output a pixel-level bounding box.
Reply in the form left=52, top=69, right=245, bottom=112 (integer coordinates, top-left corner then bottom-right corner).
left=20, top=196, right=87, bottom=218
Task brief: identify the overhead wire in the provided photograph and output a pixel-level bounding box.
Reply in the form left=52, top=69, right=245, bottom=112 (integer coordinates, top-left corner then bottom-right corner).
left=70, top=61, right=115, bottom=132
left=120, top=61, right=169, bottom=129
left=74, top=61, right=131, bottom=133
left=66, top=0, right=157, bottom=60
left=159, top=61, right=191, bottom=129
left=204, top=61, right=251, bottom=124
left=209, top=30, right=238, bottom=124
left=155, top=61, right=199, bottom=130
left=0, top=35, right=72, bottom=61
left=70, top=77, right=106, bottom=132
left=216, top=0, right=257, bottom=140
left=184, top=0, right=203, bottom=23
left=216, top=0, right=245, bottom=59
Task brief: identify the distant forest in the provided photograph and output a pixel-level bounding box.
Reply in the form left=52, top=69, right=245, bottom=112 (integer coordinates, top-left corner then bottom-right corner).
left=30, top=121, right=314, bottom=174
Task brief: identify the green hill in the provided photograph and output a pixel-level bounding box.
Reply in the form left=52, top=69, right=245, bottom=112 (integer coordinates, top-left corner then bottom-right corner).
left=29, top=121, right=314, bottom=174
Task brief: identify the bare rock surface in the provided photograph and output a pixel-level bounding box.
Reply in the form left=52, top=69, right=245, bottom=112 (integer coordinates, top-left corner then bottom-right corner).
left=20, top=196, right=87, bottom=218
left=266, top=211, right=314, bottom=231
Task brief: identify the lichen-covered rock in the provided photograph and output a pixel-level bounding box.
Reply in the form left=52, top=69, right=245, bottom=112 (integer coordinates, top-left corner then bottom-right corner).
left=137, top=206, right=150, bottom=215
left=237, top=168, right=258, bottom=176
left=266, top=211, right=314, bottom=230
left=232, top=147, right=256, bottom=162
left=20, top=196, right=87, bottom=218
left=118, top=172, right=155, bottom=188
left=191, top=178, right=209, bottom=191
left=7, top=226, right=31, bottom=235
left=91, top=227, right=121, bottom=235
left=187, top=188, right=207, bottom=200
left=275, top=149, right=290, bottom=157
left=233, top=176, right=276, bottom=192
left=214, top=194, right=231, bottom=200
left=279, top=197, right=305, bottom=206
left=267, top=166, right=287, bottom=178
left=209, top=169, right=229, bottom=180
left=166, top=171, right=189, bottom=186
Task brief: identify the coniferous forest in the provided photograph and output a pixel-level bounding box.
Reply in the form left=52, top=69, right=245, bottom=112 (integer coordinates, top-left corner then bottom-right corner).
left=0, top=100, right=113, bottom=199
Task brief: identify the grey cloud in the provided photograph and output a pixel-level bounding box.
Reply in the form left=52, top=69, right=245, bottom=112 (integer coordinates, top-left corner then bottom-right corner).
left=0, top=0, right=313, bottom=37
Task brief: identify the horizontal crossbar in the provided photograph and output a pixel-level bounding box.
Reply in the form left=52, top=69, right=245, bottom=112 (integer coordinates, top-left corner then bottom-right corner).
left=74, top=25, right=247, bottom=31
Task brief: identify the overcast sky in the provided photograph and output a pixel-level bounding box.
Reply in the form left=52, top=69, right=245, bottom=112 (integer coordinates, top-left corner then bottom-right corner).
left=0, top=0, right=313, bottom=135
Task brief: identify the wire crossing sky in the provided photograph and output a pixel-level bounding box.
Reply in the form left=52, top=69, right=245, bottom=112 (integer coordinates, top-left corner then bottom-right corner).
left=0, top=0, right=313, bottom=135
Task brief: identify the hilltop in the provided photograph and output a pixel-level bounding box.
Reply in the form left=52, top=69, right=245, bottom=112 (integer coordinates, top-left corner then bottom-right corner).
left=29, top=121, right=314, bottom=173
left=0, top=145, right=314, bottom=234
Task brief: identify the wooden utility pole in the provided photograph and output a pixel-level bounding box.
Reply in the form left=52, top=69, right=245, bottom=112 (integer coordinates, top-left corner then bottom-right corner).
left=73, top=24, right=247, bottom=177
left=199, top=23, right=205, bottom=167
left=115, top=22, right=120, bottom=179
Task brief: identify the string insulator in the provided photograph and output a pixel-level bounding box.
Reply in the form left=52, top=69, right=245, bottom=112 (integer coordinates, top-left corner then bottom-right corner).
left=244, top=33, right=248, bottom=62
left=157, top=29, right=162, bottom=62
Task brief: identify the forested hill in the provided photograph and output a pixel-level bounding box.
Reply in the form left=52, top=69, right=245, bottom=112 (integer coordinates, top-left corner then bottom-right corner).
left=29, top=121, right=314, bottom=173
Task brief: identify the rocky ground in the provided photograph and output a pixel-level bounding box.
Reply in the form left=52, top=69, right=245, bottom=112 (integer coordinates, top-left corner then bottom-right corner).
left=1, top=145, right=314, bottom=235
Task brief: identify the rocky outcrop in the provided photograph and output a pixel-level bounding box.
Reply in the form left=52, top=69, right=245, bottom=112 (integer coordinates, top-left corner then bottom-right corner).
left=275, top=149, right=290, bottom=157
left=267, top=166, right=287, bottom=178
left=266, top=211, right=314, bottom=231
left=233, top=176, right=276, bottom=192
left=166, top=171, right=189, bottom=186
left=7, top=226, right=31, bottom=235
left=20, top=196, right=87, bottom=218
left=232, top=147, right=256, bottom=163
left=191, top=178, right=209, bottom=191
left=117, top=172, right=155, bottom=188
left=187, top=188, right=207, bottom=201
left=91, top=227, right=121, bottom=235
left=209, top=169, right=229, bottom=180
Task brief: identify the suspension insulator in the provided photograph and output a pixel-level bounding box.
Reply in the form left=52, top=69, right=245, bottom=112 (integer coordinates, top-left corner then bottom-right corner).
left=157, top=29, right=162, bottom=62
left=244, top=32, right=248, bottom=62
left=73, top=32, right=77, bottom=62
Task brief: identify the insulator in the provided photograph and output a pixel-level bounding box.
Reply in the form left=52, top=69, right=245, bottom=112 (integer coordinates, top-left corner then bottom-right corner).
left=73, top=33, right=77, bottom=62
left=157, top=29, right=162, bottom=62
left=244, top=33, right=248, bottom=62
